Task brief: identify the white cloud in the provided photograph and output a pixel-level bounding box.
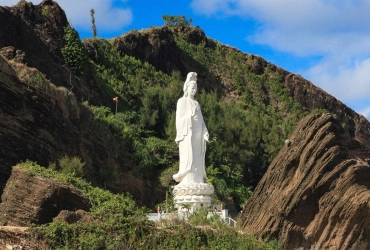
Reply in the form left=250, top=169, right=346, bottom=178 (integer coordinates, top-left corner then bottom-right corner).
left=191, top=0, right=370, bottom=117
left=56, top=0, right=132, bottom=33
left=191, top=0, right=370, bottom=56
left=0, top=0, right=132, bottom=34
left=306, top=58, right=370, bottom=103
left=190, top=0, right=237, bottom=16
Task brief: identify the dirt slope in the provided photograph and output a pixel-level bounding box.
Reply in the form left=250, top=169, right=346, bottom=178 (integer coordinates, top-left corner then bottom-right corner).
left=239, top=113, right=370, bottom=249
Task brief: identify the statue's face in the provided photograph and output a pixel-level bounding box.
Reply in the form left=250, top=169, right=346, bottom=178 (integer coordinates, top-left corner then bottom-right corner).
left=187, top=83, right=197, bottom=98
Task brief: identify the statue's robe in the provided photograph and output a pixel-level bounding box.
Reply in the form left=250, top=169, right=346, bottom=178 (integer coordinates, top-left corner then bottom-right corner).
left=173, top=96, right=208, bottom=184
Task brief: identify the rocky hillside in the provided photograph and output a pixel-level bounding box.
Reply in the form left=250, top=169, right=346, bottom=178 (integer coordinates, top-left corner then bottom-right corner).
left=112, top=25, right=370, bottom=140
left=0, top=0, right=164, bottom=207
left=239, top=113, right=370, bottom=249
left=1, top=2, right=370, bottom=248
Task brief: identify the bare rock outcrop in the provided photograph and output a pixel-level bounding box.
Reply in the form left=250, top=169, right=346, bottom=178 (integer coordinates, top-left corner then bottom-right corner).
left=0, top=0, right=68, bottom=86
left=111, top=25, right=208, bottom=76
left=239, top=113, right=370, bottom=250
left=54, top=209, right=94, bottom=224
left=0, top=166, right=90, bottom=226
left=111, top=26, right=185, bottom=75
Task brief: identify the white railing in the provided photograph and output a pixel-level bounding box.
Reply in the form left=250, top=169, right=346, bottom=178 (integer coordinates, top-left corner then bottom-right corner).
left=147, top=213, right=161, bottom=221
left=148, top=212, right=187, bottom=222
left=207, top=211, right=222, bottom=218
left=147, top=209, right=237, bottom=227
left=223, top=217, right=237, bottom=227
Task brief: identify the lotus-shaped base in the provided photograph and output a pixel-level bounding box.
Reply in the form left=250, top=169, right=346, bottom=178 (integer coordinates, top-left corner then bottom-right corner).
left=173, top=182, right=214, bottom=212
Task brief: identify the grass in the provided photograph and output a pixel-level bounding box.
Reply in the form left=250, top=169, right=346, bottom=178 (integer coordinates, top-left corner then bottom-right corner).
left=16, top=161, right=281, bottom=249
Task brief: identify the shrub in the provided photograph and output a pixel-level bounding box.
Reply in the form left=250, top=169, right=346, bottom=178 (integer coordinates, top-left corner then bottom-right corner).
left=58, top=155, right=85, bottom=177
left=162, top=15, right=192, bottom=26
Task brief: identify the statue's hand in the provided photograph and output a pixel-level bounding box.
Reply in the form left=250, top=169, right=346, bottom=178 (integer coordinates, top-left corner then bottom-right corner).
left=204, top=132, right=209, bottom=142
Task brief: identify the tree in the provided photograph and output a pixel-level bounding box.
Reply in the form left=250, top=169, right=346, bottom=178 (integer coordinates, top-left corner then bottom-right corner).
left=61, top=24, right=87, bottom=75
left=90, top=8, right=97, bottom=38
left=162, top=15, right=192, bottom=26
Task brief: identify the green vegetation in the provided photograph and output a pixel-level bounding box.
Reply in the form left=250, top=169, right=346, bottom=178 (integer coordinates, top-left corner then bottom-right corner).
left=62, top=24, right=87, bottom=75
left=162, top=15, right=193, bottom=26
left=86, top=104, right=178, bottom=180
left=16, top=0, right=26, bottom=7
left=49, top=155, right=85, bottom=177
left=19, top=161, right=280, bottom=249
left=77, top=26, right=318, bottom=210
left=3, top=20, right=322, bottom=248
left=0, top=8, right=336, bottom=247
left=9, top=21, right=317, bottom=211
left=41, top=6, right=47, bottom=17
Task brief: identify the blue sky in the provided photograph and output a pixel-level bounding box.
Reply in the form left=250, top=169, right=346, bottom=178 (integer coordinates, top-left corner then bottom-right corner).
left=2, top=0, right=370, bottom=120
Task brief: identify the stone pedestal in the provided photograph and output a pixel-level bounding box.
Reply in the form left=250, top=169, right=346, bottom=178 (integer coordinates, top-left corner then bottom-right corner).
left=173, top=183, right=214, bottom=213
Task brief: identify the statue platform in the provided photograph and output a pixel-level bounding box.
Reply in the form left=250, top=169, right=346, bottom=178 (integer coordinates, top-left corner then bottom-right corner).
left=173, top=182, right=214, bottom=212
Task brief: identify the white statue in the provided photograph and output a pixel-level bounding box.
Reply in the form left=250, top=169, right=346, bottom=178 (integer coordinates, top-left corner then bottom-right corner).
left=172, top=72, right=214, bottom=212
left=173, top=72, right=209, bottom=184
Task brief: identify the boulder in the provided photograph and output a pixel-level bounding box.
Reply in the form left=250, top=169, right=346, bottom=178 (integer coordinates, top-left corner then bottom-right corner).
left=0, top=166, right=90, bottom=226
left=54, top=209, right=94, bottom=224
left=239, top=113, right=370, bottom=250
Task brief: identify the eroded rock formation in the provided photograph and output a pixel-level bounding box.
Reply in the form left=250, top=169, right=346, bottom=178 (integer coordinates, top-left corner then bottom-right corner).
left=0, top=166, right=90, bottom=226
left=239, top=113, right=370, bottom=249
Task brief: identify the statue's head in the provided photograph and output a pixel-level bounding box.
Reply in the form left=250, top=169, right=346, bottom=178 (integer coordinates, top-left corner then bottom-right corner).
left=184, top=80, right=197, bottom=97
left=186, top=72, right=197, bottom=83
left=183, top=72, right=197, bottom=93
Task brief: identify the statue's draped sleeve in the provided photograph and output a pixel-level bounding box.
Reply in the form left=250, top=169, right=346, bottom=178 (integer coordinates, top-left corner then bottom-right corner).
left=199, top=104, right=208, bottom=180
left=175, top=97, right=190, bottom=143
left=173, top=97, right=192, bottom=182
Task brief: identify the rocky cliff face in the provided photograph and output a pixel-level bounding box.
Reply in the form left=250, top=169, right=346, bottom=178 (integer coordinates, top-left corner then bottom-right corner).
left=0, top=0, right=163, bottom=207
left=280, top=72, right=370, bottom=140
left=239, top=113, right=370, bottom=249
left=0, top=0, right=67, bottom=86
left=0, top=0, right=113, bottom=107
left=0, top=166, right=90, bottom=226
left=0, top=56, right=158, bottom=206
